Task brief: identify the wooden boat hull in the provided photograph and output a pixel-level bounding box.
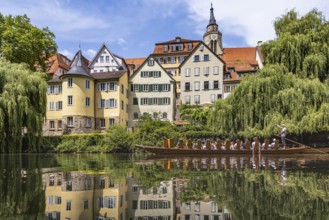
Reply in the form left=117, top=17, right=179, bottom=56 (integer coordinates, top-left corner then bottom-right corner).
left=135, top=145, right=307, bottom=155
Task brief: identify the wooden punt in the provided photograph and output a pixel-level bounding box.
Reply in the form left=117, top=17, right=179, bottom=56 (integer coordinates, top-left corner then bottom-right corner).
left=135, top=144, right=307, bottom=155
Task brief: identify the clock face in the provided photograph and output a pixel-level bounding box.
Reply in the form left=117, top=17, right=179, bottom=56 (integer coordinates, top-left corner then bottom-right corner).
left=211, top=34, right=217, bottom=40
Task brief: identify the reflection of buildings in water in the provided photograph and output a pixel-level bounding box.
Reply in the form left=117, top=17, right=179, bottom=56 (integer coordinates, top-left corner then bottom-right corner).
left=43, top=171, right=127, bottom=220
left=180, top=201, right=232, bottom=220
left=126, top=177, right=175, bottom=220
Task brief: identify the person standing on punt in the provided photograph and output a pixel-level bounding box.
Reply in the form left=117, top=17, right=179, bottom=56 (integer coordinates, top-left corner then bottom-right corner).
left=276, top=124, right=287, bottom=149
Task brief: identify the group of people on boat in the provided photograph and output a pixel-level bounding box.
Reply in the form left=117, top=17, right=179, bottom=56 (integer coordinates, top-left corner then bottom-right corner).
left=174, top=124, right=288, bottom=152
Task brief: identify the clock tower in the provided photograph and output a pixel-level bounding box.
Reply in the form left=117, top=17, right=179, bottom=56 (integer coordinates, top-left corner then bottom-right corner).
left=203, top=4, right=223, bottom=55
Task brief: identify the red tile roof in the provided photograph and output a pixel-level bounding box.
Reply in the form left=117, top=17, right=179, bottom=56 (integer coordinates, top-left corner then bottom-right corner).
left=46, top=53, right=71, bottom=74
left=152, top=37, right=201, bottom=55
left=125, top=58, right=147, bottom=71
left=222, top=47, right=259, bottom=72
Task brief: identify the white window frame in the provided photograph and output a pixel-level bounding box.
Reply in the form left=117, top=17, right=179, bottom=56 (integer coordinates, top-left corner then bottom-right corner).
left=86, top=80, right=90, bottom=89
left=194, top=81, right=200, bottom=91
left=49, top=102, right=55, bottom=111
left=68, top=78, right=73, bottom=88
left=67, top=96, right=73, bottom=106
left=185, top=68, right=191, bottom=77
left=194, top=67, right=200, bottom=76
left=163, top=84, right=169, bottom=91
left=213, top=66, right=219, bottom=75
left=185, top=95, right=191, bottom=104
left=86, top=97, right=90, bottom=107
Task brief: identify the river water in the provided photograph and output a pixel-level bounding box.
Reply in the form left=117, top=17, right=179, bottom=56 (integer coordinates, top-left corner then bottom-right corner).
left=0, top=153, right=329, bottom=220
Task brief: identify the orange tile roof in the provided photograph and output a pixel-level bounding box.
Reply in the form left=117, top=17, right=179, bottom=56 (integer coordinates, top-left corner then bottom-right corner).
left=125, top=57, right=147, bottom=71
left=46, top=53, right=71, bottom=74
left=222, top=47, right=259, bottom=72
left=152, top=37, right=201, bottom=55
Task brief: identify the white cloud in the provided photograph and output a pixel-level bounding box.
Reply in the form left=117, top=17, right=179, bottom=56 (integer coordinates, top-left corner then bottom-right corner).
left=59, top=49, right=74, bottom=58
left=183, top=0, right=329, bottom=46
left=85, top=49, right=97, bottom=59
left=117, top=38, right=128, bottom=46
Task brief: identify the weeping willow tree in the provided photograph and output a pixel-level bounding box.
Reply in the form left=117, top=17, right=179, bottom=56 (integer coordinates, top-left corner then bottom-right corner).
left=209, top=9, right=329, bottom=137
left=209, top=64, right=329, bottom=137
left=263, top=9, right=329, bottom=81
left=0, top=59, right=47, bottom=153
left=0, top=154, right=46, bottom=219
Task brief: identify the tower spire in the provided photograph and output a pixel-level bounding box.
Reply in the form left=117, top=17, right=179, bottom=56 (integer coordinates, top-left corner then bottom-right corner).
left=208, top=3, right=217, bottom=27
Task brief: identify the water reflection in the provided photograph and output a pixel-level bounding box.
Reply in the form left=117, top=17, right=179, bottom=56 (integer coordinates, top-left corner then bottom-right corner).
left=1, top=154, right=329, bottom=220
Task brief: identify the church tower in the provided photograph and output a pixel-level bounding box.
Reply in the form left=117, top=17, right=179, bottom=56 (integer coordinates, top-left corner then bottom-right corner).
left=203, top=4, right=223, bottom=55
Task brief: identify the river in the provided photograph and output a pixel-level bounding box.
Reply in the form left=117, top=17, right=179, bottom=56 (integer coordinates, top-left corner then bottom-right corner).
left=0, top=153, right=328, bottom=220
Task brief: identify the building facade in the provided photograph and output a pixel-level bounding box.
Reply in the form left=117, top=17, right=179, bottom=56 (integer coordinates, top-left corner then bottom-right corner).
left=43, top=46, right=129, bottom=136
left=128, top=56, right=176, bottom=129
left=180, top=42, right=225, bottom=105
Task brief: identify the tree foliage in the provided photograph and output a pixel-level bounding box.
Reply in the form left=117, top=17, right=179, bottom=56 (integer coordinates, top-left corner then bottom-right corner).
left=208, top=64, right=329, bottom=137
left=0, top=59, right=47, bottom=153
left=179, top=104, right=209, bottom=125
left=262, top=9, right=329, bottom=81
left=0, top=13, right=57, bottom=71
left=103, top=125, right=133, bottom=153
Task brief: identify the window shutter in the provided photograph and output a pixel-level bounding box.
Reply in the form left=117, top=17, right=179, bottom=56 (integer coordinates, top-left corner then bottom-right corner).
left=115, top=99, right=117, bottom=108
left=201, top=82, right=204, bottom=90
left=131, top=84, right=134, bottom=91
left=159, top=71, right=161, bottom=77
left=98, top=83, right=100, bottom=91
left=158, top=98, right=163, bottom=105
left=148, top=98, right=153, bottom=105
left=105, top=99, right=109, bottom=108
left=159, top=200, right=163, bottom=208
left=114, top=82, right=117, bottom=91
left=168, top=201, right=171, bottom=208
left=149, top=84, right=153, bottom=92
left=148, top=200, right=153, bottom=209
left=56, top=102, right=59, bottom=110
left=59, top=86, right=62, bottom=93
left=167, top=84, right=171, bottom=91
left=168, top=98, right=170, bottom=105
left=139, top=84, right=143, bottom=92
left=159, top=84, right=162, bottom=91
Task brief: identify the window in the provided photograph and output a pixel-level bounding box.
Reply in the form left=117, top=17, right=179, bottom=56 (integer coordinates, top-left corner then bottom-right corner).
left=194, top=81, right=200, bottom=91
left=185, top=68, right=191, bottom=77
left=194, top=67, right=200, bottom=76
left=121, top=100, right=124, bottom=110
left=50, top=121, right=55, bottom=129
left=86, top=97, right=90, bottom=107
left=141, top=200, right=148, bottom=209
left=153, top=84, right=158, bottom=91
left=85, top=118, right=91, bottom=127
left=68, top=78, right=73, bottom=87
left=153, top=112, right=158, bottom=119
left=179, top=56, right=185, bottom=63
left=194, top=95, right=200, bottom=104
left=100, top=119, right=105, bottom=128
left=48, top=85, right=62, bottom=94
left=58, top=120, right=62, bottom=130
left=164, top=45, right=168, bottom=52
left=211, top=94, right=216, bottom=103
left=185, top=82, right=191, bottom=91
left=153, top=200, right=158, bottom=208
left=163, top=84, right=169, bottom=91
left=120, top=84, right=124, bottom=94
left=133, top=112, right=139, bottom=119
left=99, top=177, right=105, bottom=188
left=86, top=80, right=90, bottom=89
left=185, top=203, right=191, bottom=211
left=142, top=84, right=149, bottom=92
left=84, top=200, right=88, bottom=209
left=99, top=82, right=106, bottom=91
left=204, top=67, right=210, bottom=75
left=170, top=57, right=176, bottom=64
left=195, top=202, right=200, bottom=212
left=66, top=181, right=72, bottom=191
left=49, top=102, right=55, bottom=111
left=108, top=82, right=116, bottom=91
left=49, top=175, right=55, bottom=186
left=213, top=66, right=219, bottom=75
left=106, top=56, right=110, bottom=63
left=204, top=54, right=210, bottom=61
left=163, top=201, right=170, bottom=209
left=100, top=56, right=104, bottom=63
left=163, top=98, right=170, bottom=105
left=109, top=118, right=115, bottom=126
left=163, top=112, right=167, bottom=119
left=133, top=98, right=138, bottom=105
left=185, top=96, right=191, bottom=104
left=225, top=85, right=231, bottom=93
left=141, top=98, right=148, bottom=105
left=148, top=59, right=154, bottom=66
left=67, top=117, right=73, bottom=127
left=214, top=80, right=219, bottom=89
left=132, top=84, right=139, bottom=92
left=188, top=43, right=193, bottom=50
left=66, top=200, right=71, bottom=211
left=68, top=95, right=73, bottom=106
left=194, top=55, right=200, bottom=62
left=100, top=99, right=105, bottom=108
left=56, top=101, right=62, bottom=110
left=211, top=202, right=217, bottom=212
left=204, top=81, right=209, bottom=90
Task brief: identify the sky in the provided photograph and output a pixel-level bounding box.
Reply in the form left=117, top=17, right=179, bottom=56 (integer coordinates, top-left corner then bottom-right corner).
left=1, top=0, right=328, bottom=60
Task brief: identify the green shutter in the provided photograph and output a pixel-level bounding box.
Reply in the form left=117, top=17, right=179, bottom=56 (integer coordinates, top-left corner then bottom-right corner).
left=149, top=71, right=153, bottom=77
left=158, top=98, right=163, bottom=105
left=139, top=84, right=143, bottom=92
left=148, top=98, right=153, bottom=105
left=131, top=84, right=134, bottom=91
left=168, top=98, right=170, bottom=105
left=168, top=84, right=171, bottom=91
left=159, top=71, right=161, bottom=77
left=149, top=84, right=153, bottom=92
left=159, top=84, right=162, bottom=91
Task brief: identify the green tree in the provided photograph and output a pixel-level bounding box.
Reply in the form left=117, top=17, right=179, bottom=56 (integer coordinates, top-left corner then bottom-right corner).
left=0, top=59, right=47, bottom=153
left=208, top=64, right=329, bottom=137
left=103, top=125, right=133, bottom=153
left=0, top=14, right=57, bottom=71
left=262, top=9, right=329, bottom=81
left=179, top=104, right=209, bottom=125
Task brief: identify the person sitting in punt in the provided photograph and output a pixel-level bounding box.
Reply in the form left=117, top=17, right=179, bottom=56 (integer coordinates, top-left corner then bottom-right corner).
left=251, top=137, right=258, bottom=150
left=234, top=139, right=240, bottom=150
left=211, top=141, right=217, bottom=150
left=230, top=140, right=236, bottom=150
left=193, top=140, right=198, bottom=149
left=269, top=138, right=276, bottom=149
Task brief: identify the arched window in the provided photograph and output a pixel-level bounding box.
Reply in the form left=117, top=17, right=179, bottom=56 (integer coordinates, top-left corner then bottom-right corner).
left=153, top=112, right=158, bottom=119
left=163, top=112, right=167, bottom=119
left=133, top=112, right=139, bottom=119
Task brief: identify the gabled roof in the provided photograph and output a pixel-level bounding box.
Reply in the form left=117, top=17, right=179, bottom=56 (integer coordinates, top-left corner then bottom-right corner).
left=91, top=70, right=126, bottom=80
left=88, top=43, right=126, bottom=70
left=46, top=53, right=71, bottom=74
left=152, top=37, right=201, bottom=55
left=129, top=55, right=175, bottom=82
left=125, top=57, right=147, bottom=71
left=48, top=77, right=61, bottom=83
left=178, top=41, right=225, bottom=69
left=62, top=50, right=92, bottom=78
left=222, top=47, right=259, bottom=72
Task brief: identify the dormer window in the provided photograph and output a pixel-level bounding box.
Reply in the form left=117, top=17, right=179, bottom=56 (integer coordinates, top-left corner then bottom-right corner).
left=194, top=55, right=200, bottom=62
left=188, top=43, right=193, bottom=51
left=171, top=44, right=183, bottom=52
left=164, top=45, right=168, bottom=52
left=148, top=59, right=154, bottom=66
left=228, top=68, right=235, bottom=73
left=175, top=37, right=181, bottom=42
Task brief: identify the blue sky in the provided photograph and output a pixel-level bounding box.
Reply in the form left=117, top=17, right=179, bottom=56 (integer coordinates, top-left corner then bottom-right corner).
left=1, top=0, right=328, bottom=60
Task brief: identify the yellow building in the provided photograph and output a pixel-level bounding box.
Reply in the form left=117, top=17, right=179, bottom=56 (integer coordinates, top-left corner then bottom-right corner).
left=43, top=49, right=128, bottom=135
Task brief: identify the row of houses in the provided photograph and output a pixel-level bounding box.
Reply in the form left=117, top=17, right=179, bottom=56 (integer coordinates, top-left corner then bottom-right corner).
left=43, top=4, right=263, bottom=135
